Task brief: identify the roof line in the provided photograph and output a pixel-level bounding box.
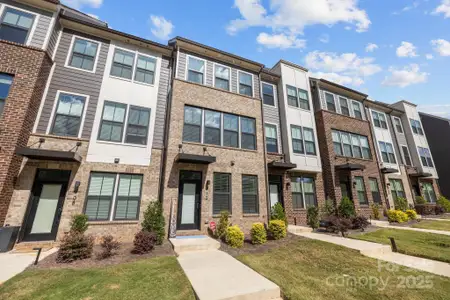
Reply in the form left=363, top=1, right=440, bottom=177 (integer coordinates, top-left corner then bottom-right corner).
left=316, top=78, right=368, bottom=98
left=273, top=59, right=309, bottom=72
left=419, top=111, right=450, bottom=122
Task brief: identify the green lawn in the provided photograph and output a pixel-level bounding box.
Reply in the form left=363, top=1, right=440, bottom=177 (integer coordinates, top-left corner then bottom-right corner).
left=352, top=229, right=450, bottom=263
left=412, top=220, right=450, bottom=231
left=238, top=238, right=450, bottom=300
left=0, top=257, right=195, bottom=300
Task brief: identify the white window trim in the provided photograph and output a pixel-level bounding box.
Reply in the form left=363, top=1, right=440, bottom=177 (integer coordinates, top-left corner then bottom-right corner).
left=42, top=11, right=57, bottom=50
left=290, top=124, right=317, bottom=158
left=261, top=82, right=277, bottom=108
left=212, top=62, right=231, bottom=92
left=185, top=54, right=207, bottom=85
left=337, top=95, right=350, bottom=115
left=237, top=70, right=254, bottom=97
left=291, top=176, right=316, bottom=209
left=264, top=122, right=279, bottom=153
left=417, top=146, right=435, bottom=169
left=393, top=116, right=404, bottom=134
left=64, top=34, right=102, bottom=74
left=0, top=4, right=40, bottom=47
left=400, top=144, right=412, bottom=166
left=378, top=141, right=397, bottom=165
left=352, top=100, right=364, bottom=119
left=46, top=90, right=91, bottom=138
left=410, top=118, right=424, bottom=136
left=371, top=109, right=388, bottom=130
left=324, top=91, right=337, bottom=112
left=109, top=45, right=136, bottom=83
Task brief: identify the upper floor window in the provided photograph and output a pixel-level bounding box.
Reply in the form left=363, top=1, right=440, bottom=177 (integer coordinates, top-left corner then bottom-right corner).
left=410, top=119, right=424, bottom=135
left=372, top=111, right=387, bottom=129
left=183, top=106, right=202, bottom=143
left=125, top=106, right=150, bottom=145
left=214, top=64, right=230, bottom=91
left=369, top=178, right=381, bottom=204
left=418, top=147, right=434, bottom=168
left=0, top=8, right=34, bottom=44
left=204, top=110, right=221, bottom=146
left=223, top=113, right=239, bottom=148
left=262, top=83, right=275, bottom=106
left=290, top=125, right=317, bottom=155
left=325, top=92, right=336, bottom=112
left=287, top=85, right=309, bottom=110
left=291, top=176, right=316, bottom=209
left=339, top=97, right=350, bottom=116
left=393, top=117, right=403, bottom=134
left=352, top=101, right=363, bottom=120
left=379, top=141, right=396, bottom=164
left=265, top=123, right=278, bottom=153
left=111, top=49, right=135, bottom=80
left=401, top=145, right=412, bottom=166
left=241, top=117, right=256, bottom=150
left=68, top=37, right=99, bottom=72
left=135, top=55, right=156, bottom=85
left=355, top=177, right=368, bottom=205
left=238, top=71, right=253, bottom=97
left=0, top=74, right=13, bottom=117
left=332, top=130, right=371, bottom=159
left=187, top=56, right=205, bottom=84
left=51, top=93, right=86, bottom=137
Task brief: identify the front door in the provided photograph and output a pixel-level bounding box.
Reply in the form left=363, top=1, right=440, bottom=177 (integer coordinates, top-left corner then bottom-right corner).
left=269, top=175, right=283, bottom=208
left=22, top=169, right=71, bottom=242
left=177, top=171, right=202, bottom=230
left=340, top=180, right=352, bottom=200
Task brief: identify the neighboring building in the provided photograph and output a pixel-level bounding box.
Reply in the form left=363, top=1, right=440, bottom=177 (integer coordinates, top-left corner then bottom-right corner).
left=310, top=78, right=387, bottom=217
left=419, top=112, right=448, bottom=198
left=391, top=101, right=440, bottom=203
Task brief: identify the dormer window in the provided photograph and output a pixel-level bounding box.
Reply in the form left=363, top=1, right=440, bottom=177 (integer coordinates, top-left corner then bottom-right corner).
left=0, top=8, right=35, bottom=45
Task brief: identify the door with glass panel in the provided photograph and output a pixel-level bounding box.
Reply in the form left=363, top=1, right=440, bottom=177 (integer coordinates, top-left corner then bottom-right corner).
left=269, top=175, right=283, bottom=208
left=177, top=171, right=202, bottom=230
left=23, top=170, right=71, bottom=242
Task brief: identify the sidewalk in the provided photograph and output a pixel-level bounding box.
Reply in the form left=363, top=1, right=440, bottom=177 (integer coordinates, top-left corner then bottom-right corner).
left=371, top=220, right=450, bottom=236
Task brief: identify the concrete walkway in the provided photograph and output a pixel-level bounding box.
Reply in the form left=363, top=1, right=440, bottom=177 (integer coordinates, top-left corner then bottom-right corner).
left=294, top=232, right=450, bottom=278
left=371, top=220, right=450, bottom=236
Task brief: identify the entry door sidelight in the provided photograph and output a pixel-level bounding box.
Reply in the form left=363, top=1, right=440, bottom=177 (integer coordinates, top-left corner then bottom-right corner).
left=269, top=175, right=283, bottom=208
left=177, top=171, right=202, bottom=230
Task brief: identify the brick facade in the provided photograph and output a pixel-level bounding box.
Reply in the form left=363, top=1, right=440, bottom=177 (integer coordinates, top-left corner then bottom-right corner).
left=0, top=41, right=53, bottom=225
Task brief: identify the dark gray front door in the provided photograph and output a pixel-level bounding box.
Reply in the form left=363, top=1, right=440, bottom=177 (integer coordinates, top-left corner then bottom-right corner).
left=177, top=171, right=202, bottom=230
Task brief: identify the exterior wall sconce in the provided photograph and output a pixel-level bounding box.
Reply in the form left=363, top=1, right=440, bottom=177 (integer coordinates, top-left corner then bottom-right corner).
left=74, top=181, right=81, bottom=193
left=353, top=180, right=357, bottom=188
left=286, top=182, right=291, bottom=190
left=387, top=182, right=391, bottom=187
left=114, top=158, right=120, bottom=164
left=206, top=180, right=211, bottom=190
left=230, top=161, right=235, bottom=166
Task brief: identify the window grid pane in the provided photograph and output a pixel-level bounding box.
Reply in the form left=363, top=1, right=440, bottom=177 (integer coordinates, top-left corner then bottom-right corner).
left=242, top=175, right=258, bottom=214
left=213, top=173, right=231, bottom=214
left=99, top=102, right=126, bottom=142
left=70, top=38, right=98, bottom=71
left=51, top=93, right=86, bottom=137
left=85, top=173, right=116, bottom=220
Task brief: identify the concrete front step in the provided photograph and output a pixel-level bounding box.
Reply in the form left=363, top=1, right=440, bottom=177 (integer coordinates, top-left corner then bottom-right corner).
left=13, top=241, right=58, bottom=253
left=288, top=225, right=312, bottom=234
left=169, top=235, right=220, bottom=255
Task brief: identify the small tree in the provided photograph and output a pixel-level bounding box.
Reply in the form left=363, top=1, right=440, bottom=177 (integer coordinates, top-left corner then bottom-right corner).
left=216, top=211, right=230, bottom=240
left=70, top=214, right=89, bottom=234
left=57, top=214, right=93, bottom=263
left=415, top=196, right=426, bottom=205
left=97, top=235, right=120, bottom=260
left=271, top=202, right=287, bottom=226
left=141, top=201, right=165, bottom=245
left=322, top=198, right=336, bottom=217
left=338, top=197, right=355, bottom=218
left=394, top=197, right=408, bottom=212
left=437, top=196, right=450, bottom=213
left=371, top=204, right=381, bottom=220
left=307, top=206, right=320, bottom=230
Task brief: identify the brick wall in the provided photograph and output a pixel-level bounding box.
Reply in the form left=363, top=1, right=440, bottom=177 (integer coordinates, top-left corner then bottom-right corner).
left=0, top=41, right=53, bottom=225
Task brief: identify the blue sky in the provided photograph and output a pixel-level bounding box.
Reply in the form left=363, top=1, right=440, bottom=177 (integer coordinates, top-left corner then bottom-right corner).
left=65, top=0, right=450, bottom=118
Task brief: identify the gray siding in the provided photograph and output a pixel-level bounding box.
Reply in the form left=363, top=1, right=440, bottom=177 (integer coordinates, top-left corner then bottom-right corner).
left=153, top=56, right=172, bottom=149
left=262, top=82, right=282, bottom=153
left=47, top=21, right=61, bottom=58
left=0, top=0, right=53, bottom=49
left=387, top=114, right=404, bottom=166
left=36, top=29, right=110, bottom=139
left=391, top=115, right=410, bottom=165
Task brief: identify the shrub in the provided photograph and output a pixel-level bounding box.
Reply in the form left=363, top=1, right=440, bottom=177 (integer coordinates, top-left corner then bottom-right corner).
left=132, top=231, right=157, bottom=254
left=323, top=216, right=352, bottom=237
left=96, top=235, right=120, bottom=260
left=436, top=204, right=445, bottom=215
left=216, top=211, right=230, bottom=240
left=322, top=198, right=336, bottom=217
left=70, top=214, right=89, bottom=234
left=352, top=215, right=370, bottom=231
left=271, top=202, right=287, bottom=226
left=226, top=225, right=244, bottom=248
left=405, top=209, right=418, bottom=220
left=268, top=220, right=287, bottom=240
left=415, top=204, right=436, bottom=215
left=307, top=206, right=320, bottom=230
left=371, top=204, right=381, bottom=220
left=56, top=233, right=94, bottom=263
left=437, top=196, right=450, bottom=213
left=141, top=201, right=165, bottom=245
left=250, top=223, right=267, bottom=245
left=387, top=209, right=409, bottom=223
left=415, top=196, right=427, bottom=205
left=338, top=197, right=355, bottom=218
left=394, top=197, right=408, bottom=211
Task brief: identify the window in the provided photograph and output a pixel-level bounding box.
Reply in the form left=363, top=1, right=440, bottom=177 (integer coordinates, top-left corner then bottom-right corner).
left=214, top=65, right=230, bottom=91
left=402, top=145, right=412, bottom=166
left=68, top=37, right=99, bottom=71
left=125, top=106, right=150, bottom=145
left=223, top=113, right=239, bottom=148
left=291, top=176, right=316, bottom=209
left=204, top=110, right=221, bottom=146
left=355, top=177, right=368, bottom=205
left=111, top=49, right=135, bottom=79
left=265, top=124, right=278, bottom=153
left=287, top=85, right=298, bottom=107
left=262, top=83, right=275, bottom=106
left=291, top=126, right=304, bottom=154
left=303, top=128, right=316, bottom=155
left=135, top=55, right=156, bottom=84
left=390, top=179, right=405, bottom=202
left=352, top=101, right=363, bottom=120
left=213, top=173, right=231, bottom=214
left=85, top=173, right=142, bottom=221
left=183, top=106, right=202, bottom=143
left=332, top=130, right=371, bottom=159
left=187, top=56, right=205, bottom=84
left=372, top=111, right=387, bottom=129
left=418, top=147, right=434, bottom=168
left=410, top=119, right=424, bottom=135
left=238, top=72, right=253, bottom=97
left=242, top=175, right=258, bottom=214
left=422, top=182, right=437, bottom=203
left=0, top=74, right=13, bottom=117
left=298, top=89, right=310, bottom=110
left=241, top=117, right=256, bottom=150
left=0, top=7, right=34, bottom=44
left=393, top=117, right=403, bottom=133
left=51, top=93, right=86, bottom=137
left=325, top=92, right=336, bottom=112
left=379, top=142, right=396, bottom=164
left=369, top=178, right=381, bottom=204
left=286, top=85, right=309, bottom=110
left=98, top=101, right=127, bottom=142
left=339, top=97, right=350, bottom=116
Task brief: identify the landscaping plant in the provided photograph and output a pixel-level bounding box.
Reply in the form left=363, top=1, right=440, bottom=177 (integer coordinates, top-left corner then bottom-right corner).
left=132, top=231, right=157, bottom=254
left=250, top=222, right=267, bottom=245
left=405, top=209, right=418, bottom=220
left=338, top=197, right=355, bottom=218
left=69, top=214, right=89, bottom=234
left=436, top=204, right=446, bottom=215
left=415, top=196, right=427, bottom=205
left=216, top=211, right=230, bottom=240
left=268, top=220, right=287, bottom=240
left=97, top=235, right=120, bottom=260
left=321, top=198, right=336, bottom=217
left=324, top=216, right=352, bottom=237
left=371, top=203, right=381, bottom=220
left=394, top=197, right=408, bottom=211
left=352, top=215, right=370, bottom=231
left=307, top=206, right=320, bottom=230
left=415, top=204, right=436, bottom=215
left=141, top=201, right=165, bottom=245
left=270, top=202, right=287, bottom=226
left=226, top=225, right=244, bottom=248
left=56, top=214, right=93, bottom=263
left=387, top=209, right=409, bottom=223
left=437, top=196, right=450, bottom=213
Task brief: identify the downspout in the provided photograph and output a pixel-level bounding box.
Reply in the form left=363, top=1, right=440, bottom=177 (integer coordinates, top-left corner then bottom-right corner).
left=259, top=70, right=271, bottom=224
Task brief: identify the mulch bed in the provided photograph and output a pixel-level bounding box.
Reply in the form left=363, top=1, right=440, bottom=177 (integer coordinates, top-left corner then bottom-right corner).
left=30, top=242, right=175, bottom=270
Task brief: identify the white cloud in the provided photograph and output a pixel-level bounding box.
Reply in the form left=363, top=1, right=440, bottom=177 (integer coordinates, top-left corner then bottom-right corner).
left=433, top=0, right=450, bottom=18
left=392, top=1, right=420, bottom=14
left=382, top=64, right=428, bottom=88
left=62, top=0, right=102, bottom=9
left=426, top=53, right=434, bottom=60
left=256, top=33, right=306, bottom=49
left=419, top=104, right=450, bottom=119
left=305, top=51, right=381, bottom=86
left=396, top=41, right=418, bottom=57
left=431, top=39, right=450, bottom=56
left=227, top=0, right=371, bottom=35
left=319, top=34, right=329, bottom=44
left=149, top=15, right=174, bottom=40
left=87, top=13, right=99, bottom=20
left=365, top=43, right=378, bottom=52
